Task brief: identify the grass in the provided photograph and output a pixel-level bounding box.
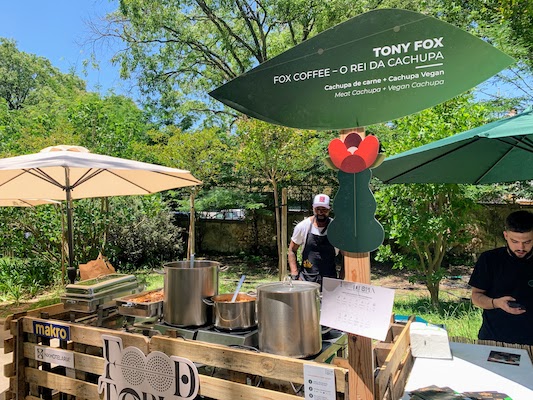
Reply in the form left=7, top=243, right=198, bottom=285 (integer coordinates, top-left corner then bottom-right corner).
left=0, top=284, right=65, bottom=318
left=393, top=295, right=482, bottom=339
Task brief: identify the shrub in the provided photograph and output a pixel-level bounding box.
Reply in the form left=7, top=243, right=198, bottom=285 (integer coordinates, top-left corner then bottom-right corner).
left=0, top=257, right=60, bottom=304
left=107, top=196, right=185, bottom=272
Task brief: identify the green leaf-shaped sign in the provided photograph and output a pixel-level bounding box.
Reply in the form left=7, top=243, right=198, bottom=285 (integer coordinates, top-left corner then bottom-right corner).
left=210, top=9, right=514, bottom=130
left=328, top=170, right=384, bottom=253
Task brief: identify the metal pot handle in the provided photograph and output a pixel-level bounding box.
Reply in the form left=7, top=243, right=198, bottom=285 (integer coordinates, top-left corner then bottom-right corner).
left=154, top=269, right=165, bottom=275
left=321, top=326, right=332, bottom=335
left=202, top=297, right=214, bottom=306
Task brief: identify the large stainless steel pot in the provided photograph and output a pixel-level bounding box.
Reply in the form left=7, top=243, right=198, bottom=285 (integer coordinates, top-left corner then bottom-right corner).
left=163, top=260, right=219, bottom=327
left=257, top=280, right=321, bottom=358
left=205, top=293, right=257, bottom=331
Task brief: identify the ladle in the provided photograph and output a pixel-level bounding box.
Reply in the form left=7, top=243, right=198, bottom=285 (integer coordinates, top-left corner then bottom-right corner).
left=231, top=274, right=246, bottom=302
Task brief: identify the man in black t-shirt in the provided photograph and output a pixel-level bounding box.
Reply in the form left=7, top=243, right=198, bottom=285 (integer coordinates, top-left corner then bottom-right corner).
left=468, top=210, right=533, bottom=345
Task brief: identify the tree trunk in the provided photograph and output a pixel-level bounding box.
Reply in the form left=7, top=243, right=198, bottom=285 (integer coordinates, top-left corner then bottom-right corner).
left=271, top=179, right=282, bottom=277
left=427, top=281, right=440, bottom=307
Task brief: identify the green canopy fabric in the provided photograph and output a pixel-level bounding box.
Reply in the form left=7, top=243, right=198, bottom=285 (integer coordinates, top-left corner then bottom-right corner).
left=372, top=108, right=533, bottom=184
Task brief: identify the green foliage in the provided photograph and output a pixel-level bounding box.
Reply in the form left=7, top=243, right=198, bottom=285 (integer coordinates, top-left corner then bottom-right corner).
left=89, top=0, right=533, bottom=125
left=234, top=118, right=331, bottom=266
left=150, top=126, right=235, bottom=188
left=375, top=96, right=496, bottom=305
left=191, top=188, right=267, bottom=213
left=0, top=257, right=60, bottom=304
left=66, top=93, right=151, bottom=158
left=235, top=119, right=323, bottom=184
left=0, top=38, right=83, bottom=112
left=0, top=196, right=187, bottom=281
left=0, top=40, right=191, bottom=281
left=0, top=205, right=63, bottom=264
left=97, top=0, right=374, bottom=126
left=106, top=196, right=185, bottom=271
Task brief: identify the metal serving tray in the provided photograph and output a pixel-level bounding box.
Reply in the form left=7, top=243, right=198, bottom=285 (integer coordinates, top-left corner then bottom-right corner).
left=63, top=280, right=140, bottom=299
left=64, top=274, right=137, bottom=296
left=61, top=288, right=141, bottom=313
left=116, top=288, right=164, bottom=318
left=61, top=278, right=144, bottom=313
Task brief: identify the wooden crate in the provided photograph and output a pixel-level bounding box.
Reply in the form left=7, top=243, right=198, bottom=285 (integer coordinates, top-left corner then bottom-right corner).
left=3, top=304, right=349, bottom=400
left=2, top=304, right=416, bottom=400
left=373, top=316, right=414, bottom=400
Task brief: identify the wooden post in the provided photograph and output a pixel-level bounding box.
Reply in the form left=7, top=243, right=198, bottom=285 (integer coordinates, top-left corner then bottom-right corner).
left=14, top=319, right=27, bottom=400
left=188, top=191, right=196, bottom=260
left=340, top=128, right=374, bottom=400
left=280, top=188, right=288, bottom=281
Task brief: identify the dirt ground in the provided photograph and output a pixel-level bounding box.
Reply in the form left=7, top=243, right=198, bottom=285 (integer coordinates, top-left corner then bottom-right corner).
left=214, top=255, right=474, bottom=301
left=370, top=262, right=473, bottom=300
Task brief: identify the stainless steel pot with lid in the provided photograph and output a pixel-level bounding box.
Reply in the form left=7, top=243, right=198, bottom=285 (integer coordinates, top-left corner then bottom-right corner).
left=257, top=280, right=321, bottom=358
left=163, top=260, right=219, bottom=327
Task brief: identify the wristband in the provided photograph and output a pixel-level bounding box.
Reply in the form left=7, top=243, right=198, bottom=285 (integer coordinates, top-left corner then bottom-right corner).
left=290, top=274, right=299, bottom=280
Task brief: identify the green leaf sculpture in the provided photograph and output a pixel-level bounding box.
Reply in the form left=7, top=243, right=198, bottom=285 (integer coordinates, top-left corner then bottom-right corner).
left=328, top=169, right=384, bottom=253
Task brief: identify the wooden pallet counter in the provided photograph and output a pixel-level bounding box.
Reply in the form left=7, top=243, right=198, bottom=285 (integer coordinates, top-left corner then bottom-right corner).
left=2, top=304, right=415, bottom=400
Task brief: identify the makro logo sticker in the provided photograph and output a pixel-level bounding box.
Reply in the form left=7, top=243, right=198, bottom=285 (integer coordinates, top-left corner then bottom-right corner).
left=98, top=335, right=199, bottom=400
left=33, top=321, right=70, bottom=340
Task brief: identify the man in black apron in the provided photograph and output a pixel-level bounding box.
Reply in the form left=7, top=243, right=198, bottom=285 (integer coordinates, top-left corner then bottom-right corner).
left=288, top=194, right=338, bottom=289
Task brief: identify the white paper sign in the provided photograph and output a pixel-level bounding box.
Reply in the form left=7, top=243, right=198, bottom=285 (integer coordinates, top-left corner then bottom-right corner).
left=320, top=278, right=394, bottom=341
left=303, top=364, right=336, bottom=400
left=35, top=346, right=74, bottom=368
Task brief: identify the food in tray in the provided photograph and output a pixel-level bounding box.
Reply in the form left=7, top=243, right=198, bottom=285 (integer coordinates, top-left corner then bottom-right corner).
left=128, top=289, right=164, bottom=303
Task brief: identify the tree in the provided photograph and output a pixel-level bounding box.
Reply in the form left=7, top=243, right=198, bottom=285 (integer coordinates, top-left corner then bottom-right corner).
left=0, top=38, right=85, bottom=111
left=374, top=95, right=499, bottom=306
left=92, top=0, right=372, bottom=126
left=66, top=93, right=152, bottom=158
left=0, top=38, right=46, bottom=111
left=234, top=118, right=326, bottom=273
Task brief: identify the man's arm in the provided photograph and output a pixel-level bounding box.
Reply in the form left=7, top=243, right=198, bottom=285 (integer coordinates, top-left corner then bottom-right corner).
left=288, top=240, right=300, bottom=278
left=471, top=287, right=525, bottom=314
left=471, top=287, right=496, bottom=309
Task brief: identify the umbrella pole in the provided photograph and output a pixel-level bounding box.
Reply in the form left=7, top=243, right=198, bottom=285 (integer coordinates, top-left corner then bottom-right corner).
left=65, top=170, right=76, bottom=284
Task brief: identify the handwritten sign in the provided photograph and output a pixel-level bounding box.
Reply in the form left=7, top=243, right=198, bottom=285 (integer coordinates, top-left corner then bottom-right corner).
left=320, top=278, right=394, bottom=341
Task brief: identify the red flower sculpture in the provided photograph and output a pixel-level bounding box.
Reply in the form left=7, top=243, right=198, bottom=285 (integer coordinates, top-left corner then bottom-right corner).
left=328, top=133, right=380, bottom=173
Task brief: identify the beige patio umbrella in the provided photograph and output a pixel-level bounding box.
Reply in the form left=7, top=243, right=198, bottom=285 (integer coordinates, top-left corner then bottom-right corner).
left=0, top=199, right=60, bottom=207
left=0, top=145, right=202, bottom=282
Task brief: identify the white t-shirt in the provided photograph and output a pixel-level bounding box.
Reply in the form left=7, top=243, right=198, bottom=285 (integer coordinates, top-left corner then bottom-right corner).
left=291, top=216, right=339, bottom=254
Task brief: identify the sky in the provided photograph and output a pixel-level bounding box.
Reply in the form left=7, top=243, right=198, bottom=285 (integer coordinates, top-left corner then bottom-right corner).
left=0, top=0, right=133, bottom=97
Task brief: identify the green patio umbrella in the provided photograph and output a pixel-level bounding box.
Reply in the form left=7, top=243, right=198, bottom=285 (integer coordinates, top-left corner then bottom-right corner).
left=372, top=108, right=533, bottom=184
